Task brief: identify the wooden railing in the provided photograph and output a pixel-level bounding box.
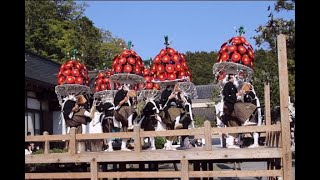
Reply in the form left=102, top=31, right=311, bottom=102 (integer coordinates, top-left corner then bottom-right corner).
left=25, top=122, right=284, bottom=180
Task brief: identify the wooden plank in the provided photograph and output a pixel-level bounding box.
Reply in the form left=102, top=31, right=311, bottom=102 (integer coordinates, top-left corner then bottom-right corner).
left=277, top=34, right=293, bottom=180
left=141, top=128, right=204, bottom=137
left=25, top=172, right=91, bottom=179
left=90, top=158, right=98, bottom=180
left=181, top=159, right=189, bottom=180
left=204, top=121, right=212, bottom=150
left=211, top=124, right=281, bottom=134
left=189, top=170, right=282, bottom=177
left=134, top=125, right=141, bottom=153
left=69, top=127, right=76, bottom=155
left=264, top=82, right=271, bottom=126
left=26, top=125, right=279, bottom=144
left=25, top=170, right=282, bottom=179
left=25, top=134, right=71, bottom=141
left=43, top=131, right=49, bottom=154
left=76, top=131, right=135, bottom=140
left=25, top=148, right=282, bottom=164
left=98, top=171, right=181, bottom=178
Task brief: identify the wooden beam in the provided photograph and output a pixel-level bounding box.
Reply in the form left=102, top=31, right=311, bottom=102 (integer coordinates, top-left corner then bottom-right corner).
left=98, top=171, right=181, bottom=178
left=25, top=172, right=91, bottom=179
left=90, top=158, right=98, bottom=180
left=277, top=34, right=293, bottom=180
left=211, top=124, right=281, bottom=134
left=204, top=121, right=212, bottom=150
left=25, top=148, right=282, bottom=164
left=26, top=125, right=280, bottom=144
left=181, top=159, right=189, bottom=180
left=189, top=170, right=282, bottom=177
left=69, top=127, right=76, bottom=155
left=25, top=134, right=71, bottom=142
left=43, top=131, right=49, bottom=155
left=264, top=82, right=271, bottom=126
left=134, top=125, right=141, bottom=153
left=25, top=170, right=282, bottom=179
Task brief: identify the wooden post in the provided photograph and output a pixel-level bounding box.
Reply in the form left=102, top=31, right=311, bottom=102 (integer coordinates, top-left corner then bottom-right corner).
left=181, top=159, right=189, bottom=180
left=69, top=127, right=77, bottom=155
left=264, top=82, right=271, bottom=126
left=204, top=121, right=212, bottom=151
left=90, top=158, right=98, bottom=180
left=134, top=125, right=141, bottom=153
left=43, top=131, right=50, bottom=154
left=277, top=34, right=292, bottom=180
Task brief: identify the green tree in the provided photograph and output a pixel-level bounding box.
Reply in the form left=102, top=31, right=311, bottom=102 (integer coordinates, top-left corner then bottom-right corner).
left=185, top=51, right=218, bottom=85
left=252, top=0, right=295, bottom=107
left=25, top=0, right=126, bottom=70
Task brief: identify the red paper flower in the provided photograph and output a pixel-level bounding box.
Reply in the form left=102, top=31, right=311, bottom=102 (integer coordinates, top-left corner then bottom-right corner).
left=231, top=52, right=241, bottom=62
left=165, top=64, right=175, bottom=73
left=159, top=49, right=166, bottom=57
left=238, top=45, right=247, bottom=54
left=166, top=48, right=176, bottom=56
left=227, top=45, right=237, bottom=53
left=153, top=56, right=161, bottom=64
left=115, top=65, right=122, bottom=73
left=127, top=57, right=136, bottom=65
left=172, top=54, right=179, bottom=62
left=145, top=82, right=153, bottom=89
left=162, top=55, right=170, bottom=63
left=167, top=73, right=176, bottom=80
left=66, top=76, right=75, bottom=84
left=75, top=77, right=83, bottom=85
left=119, top=57, right=126, bottom=64
left=124, top=64, right=133, bottom=73
left=220, top=52, right=229, bottom=62
left=241, top=54, right=251, bottom=65
left=158, top=73, right=167, bottom=81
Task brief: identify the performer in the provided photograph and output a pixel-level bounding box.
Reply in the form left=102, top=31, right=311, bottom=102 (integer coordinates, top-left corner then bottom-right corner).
left=160, top=84, right=186, bottom=129
left=63, top=95, right=94, bottom=133
left=222, top=74, right=241, bottom=114
left=114, top=84, right=136, bottom=130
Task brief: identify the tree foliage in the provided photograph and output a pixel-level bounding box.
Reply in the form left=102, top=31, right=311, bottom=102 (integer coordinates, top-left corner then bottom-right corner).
left=25, top=0, right=125, bottom=70
left=252, top=0, right=295, bottom=107
left=184, top=51, right=217, bottom=85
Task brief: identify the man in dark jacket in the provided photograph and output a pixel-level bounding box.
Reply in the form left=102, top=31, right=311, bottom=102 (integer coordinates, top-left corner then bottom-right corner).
left=222, top=74, right=238, bottom=114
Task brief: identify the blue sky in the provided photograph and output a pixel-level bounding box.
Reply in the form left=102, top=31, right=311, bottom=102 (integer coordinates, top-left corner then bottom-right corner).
left=83, top=1, right=294, bottom=60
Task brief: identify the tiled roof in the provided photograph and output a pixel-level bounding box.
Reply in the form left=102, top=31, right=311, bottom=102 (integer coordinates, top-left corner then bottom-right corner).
left=25, top=51, right=61, bottom=86
left=194, top=84, right=217, bottom=99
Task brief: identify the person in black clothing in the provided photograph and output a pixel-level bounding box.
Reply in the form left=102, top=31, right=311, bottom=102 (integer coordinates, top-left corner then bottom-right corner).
left=113, top=84, right=136, bottom=130
left=222, top=74, right=242, bottom=114
left=62, top=95, right=94, bottom=131
left=159, top=85, right=175, bottom=109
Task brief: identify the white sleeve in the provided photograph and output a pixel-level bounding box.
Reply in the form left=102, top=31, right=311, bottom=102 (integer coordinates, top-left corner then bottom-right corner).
left=84, top=110, right=91, bottom=117
left=68, top=112, right=74, bottom=119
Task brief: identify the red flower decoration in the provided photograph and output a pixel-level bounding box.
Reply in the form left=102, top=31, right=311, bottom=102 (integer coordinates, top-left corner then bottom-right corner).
left=227, top=45, right=237, bottom=53
left=127, top=57, right=136, bottom=65
left=153, top=56, right=161, bottom=64
left=231, top=52, right=241, bottom=62
left=220, top=52, right=229, bottom=61
left=124, top=64, right=133, bottom=73
left=162, top=55, right=170, bottom=63
left=241, top=54, right=251, bottom=65
left=75, top=77, right=83, bottom=85
left=165, top=64, right=175, bottom=73
left=238, top=45, right=247, bottom=54
left=167, top=73, right=176, bottom=80
left=66, top=76, right=75, bottom=84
